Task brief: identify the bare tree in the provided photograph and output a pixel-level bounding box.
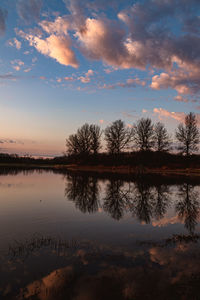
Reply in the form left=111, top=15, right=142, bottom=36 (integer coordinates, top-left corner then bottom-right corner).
left=66, top=134, right=80, bottom=155
left=89, top=124, right=102, bottom=154
left=134, top=118, right=154, bottom=151
left=153, top=122, right=171, bottom=152
left=66, top=123, right=102, bottom=155
left=76, top=123, right=91, bottom=154
left=176, top=112, right=200, bottom=156
left=104, top=119, right=134, bottom=154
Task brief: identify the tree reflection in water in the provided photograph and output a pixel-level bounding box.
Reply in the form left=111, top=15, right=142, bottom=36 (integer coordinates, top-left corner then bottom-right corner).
left=176, top=183, right=200, bottom=234
left=65, top=174, right=100, bottom=213
left=103, top=180, right=132, bottom=220
left=153, top=185, right=171, bottom=220
left=65, top=174, right=200, bottom=234
left=130, top=182, right=155, bottom=224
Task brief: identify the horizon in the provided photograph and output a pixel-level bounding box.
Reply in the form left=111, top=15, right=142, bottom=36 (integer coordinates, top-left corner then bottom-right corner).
left=0, top=0, right=200, bottom=156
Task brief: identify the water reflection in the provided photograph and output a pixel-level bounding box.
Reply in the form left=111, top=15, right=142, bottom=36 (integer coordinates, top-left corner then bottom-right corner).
left=65, top=174, right=100, bottom=213
left=65, top=173, right=200, bottom=234
left=5, top=233, right=200, bottom=300
left=131, top=182, right=155, bottom=223
left=0, top=169, right=200, bottom=299
left=103, top=179, right=131, bottom=220
left=153, top=185, right=171, bottom=221
left=176, top=183, right=200, bottom=234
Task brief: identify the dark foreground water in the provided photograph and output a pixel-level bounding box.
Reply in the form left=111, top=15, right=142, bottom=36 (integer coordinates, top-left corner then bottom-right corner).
left=0, top=169, right=200, bottom=300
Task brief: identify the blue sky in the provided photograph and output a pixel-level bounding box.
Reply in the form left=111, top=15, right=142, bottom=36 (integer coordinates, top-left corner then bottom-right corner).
left=0, top=0, right=200, bottom=156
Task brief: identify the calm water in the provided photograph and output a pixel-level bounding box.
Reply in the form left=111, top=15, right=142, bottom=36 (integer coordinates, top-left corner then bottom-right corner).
left=0, top=169, right=200, bottom=299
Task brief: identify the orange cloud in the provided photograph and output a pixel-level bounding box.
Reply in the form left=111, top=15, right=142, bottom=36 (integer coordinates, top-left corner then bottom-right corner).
left=153, top=108, right=185, bottom=123
left=23, top=33, right=79, bottom=68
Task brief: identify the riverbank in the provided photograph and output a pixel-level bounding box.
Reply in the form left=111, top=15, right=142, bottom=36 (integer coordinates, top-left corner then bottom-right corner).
left=0, top=163, right=199, bottom=179
left=64, top=164, right=200, bottom=178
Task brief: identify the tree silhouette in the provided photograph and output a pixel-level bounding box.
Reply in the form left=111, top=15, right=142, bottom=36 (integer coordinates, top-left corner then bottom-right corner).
left=105, top=120, right=134, bottom=154
left=153, top=122, right=171, bottom=152
left=89, top=124, right=102, bottom=154
left=176, top=183, right=200, bottom=234
left=134, top=118, right=154, bottom=151
left=66, top=123, right=102, bottom=155
left=176, top=112, right=200, bottom=156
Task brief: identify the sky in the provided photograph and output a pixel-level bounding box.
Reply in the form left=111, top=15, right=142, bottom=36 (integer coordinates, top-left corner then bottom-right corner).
left=0, top=0, right=200, bottom=156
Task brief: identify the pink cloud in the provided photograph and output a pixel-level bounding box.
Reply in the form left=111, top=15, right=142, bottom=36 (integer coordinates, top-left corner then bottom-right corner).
left=8, top=38, right=21, bottom=50
left=79, top=69, right=94, bottom=83
left=174, top=95, right=189, bottom=103
left=22, top=31, right=79, bottom=68
left=64, top=76, right=74, bottom=81
left=150, top=69, right=200, bottom=95
left=153, top=108, right=185, bottom=122
left=39, top=16, right=70, bottom=35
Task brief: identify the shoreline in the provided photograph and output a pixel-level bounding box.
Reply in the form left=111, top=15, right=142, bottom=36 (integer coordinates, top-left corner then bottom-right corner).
left=64, top=164, right=200, bottom=177
left=0, top=163, right=199, bottom=178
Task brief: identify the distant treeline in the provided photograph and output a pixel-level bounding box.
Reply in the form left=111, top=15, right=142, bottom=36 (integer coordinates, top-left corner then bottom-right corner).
left=66, top=112, right=200, bottom=157
left=0, top=112, right=199, bottom=169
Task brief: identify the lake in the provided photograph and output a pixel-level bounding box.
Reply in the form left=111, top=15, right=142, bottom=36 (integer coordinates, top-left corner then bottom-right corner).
left=0, top=169, right=200, bottom=299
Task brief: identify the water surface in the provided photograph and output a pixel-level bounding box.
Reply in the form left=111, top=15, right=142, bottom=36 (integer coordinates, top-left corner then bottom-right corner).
left=0, top=169, right=200, bottom=299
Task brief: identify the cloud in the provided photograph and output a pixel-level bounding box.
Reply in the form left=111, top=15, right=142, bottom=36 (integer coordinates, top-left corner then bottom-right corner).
left=79, top=69, right=94, bottom=83
left=142, top=109, right=147, bottom=113
left=11, top=59, right=24, bottom=71
left=16, top=0, right=200, bottom=96
left=174, top=95, right=189, bottom=103
left=153, top=108, right=185, bottom=123
left=17, top=0, right=43, bottom=23
left=56, top=76, right=75, bottom=83
left=39, top=76, right=46, bottom=80
left=24, top=68, right=32, bottom=73
left=8, top=38, right=21, bottom=50
left=0, top=8, right=7, bottom=35
left=39, top=16, right=69, bottom=35
left=74, top=0, right=200, bottom=94
left=64, top=76, right=74, bottom=81
left=75, top=18, right=131, bottom=69
left=150, top=68, right=200, bottom=95
left=23, top=33, right=79, bottom=68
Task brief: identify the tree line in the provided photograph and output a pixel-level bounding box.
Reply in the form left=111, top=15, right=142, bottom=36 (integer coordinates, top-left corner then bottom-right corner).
left=66, top=112, right=200, bottom=156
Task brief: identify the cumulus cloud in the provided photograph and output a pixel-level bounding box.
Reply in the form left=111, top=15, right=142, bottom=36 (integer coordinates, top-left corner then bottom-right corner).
left=75, top=18, right=131, bottom=68
left=16, top=0, right=200, bottom=95
left=17, top=0, right=43, bottom=23
left=151, top=68, right=200, bottom=95
left=23, top=33, right=79, bottom=68
left=39, top=16, right=69, bottom=35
